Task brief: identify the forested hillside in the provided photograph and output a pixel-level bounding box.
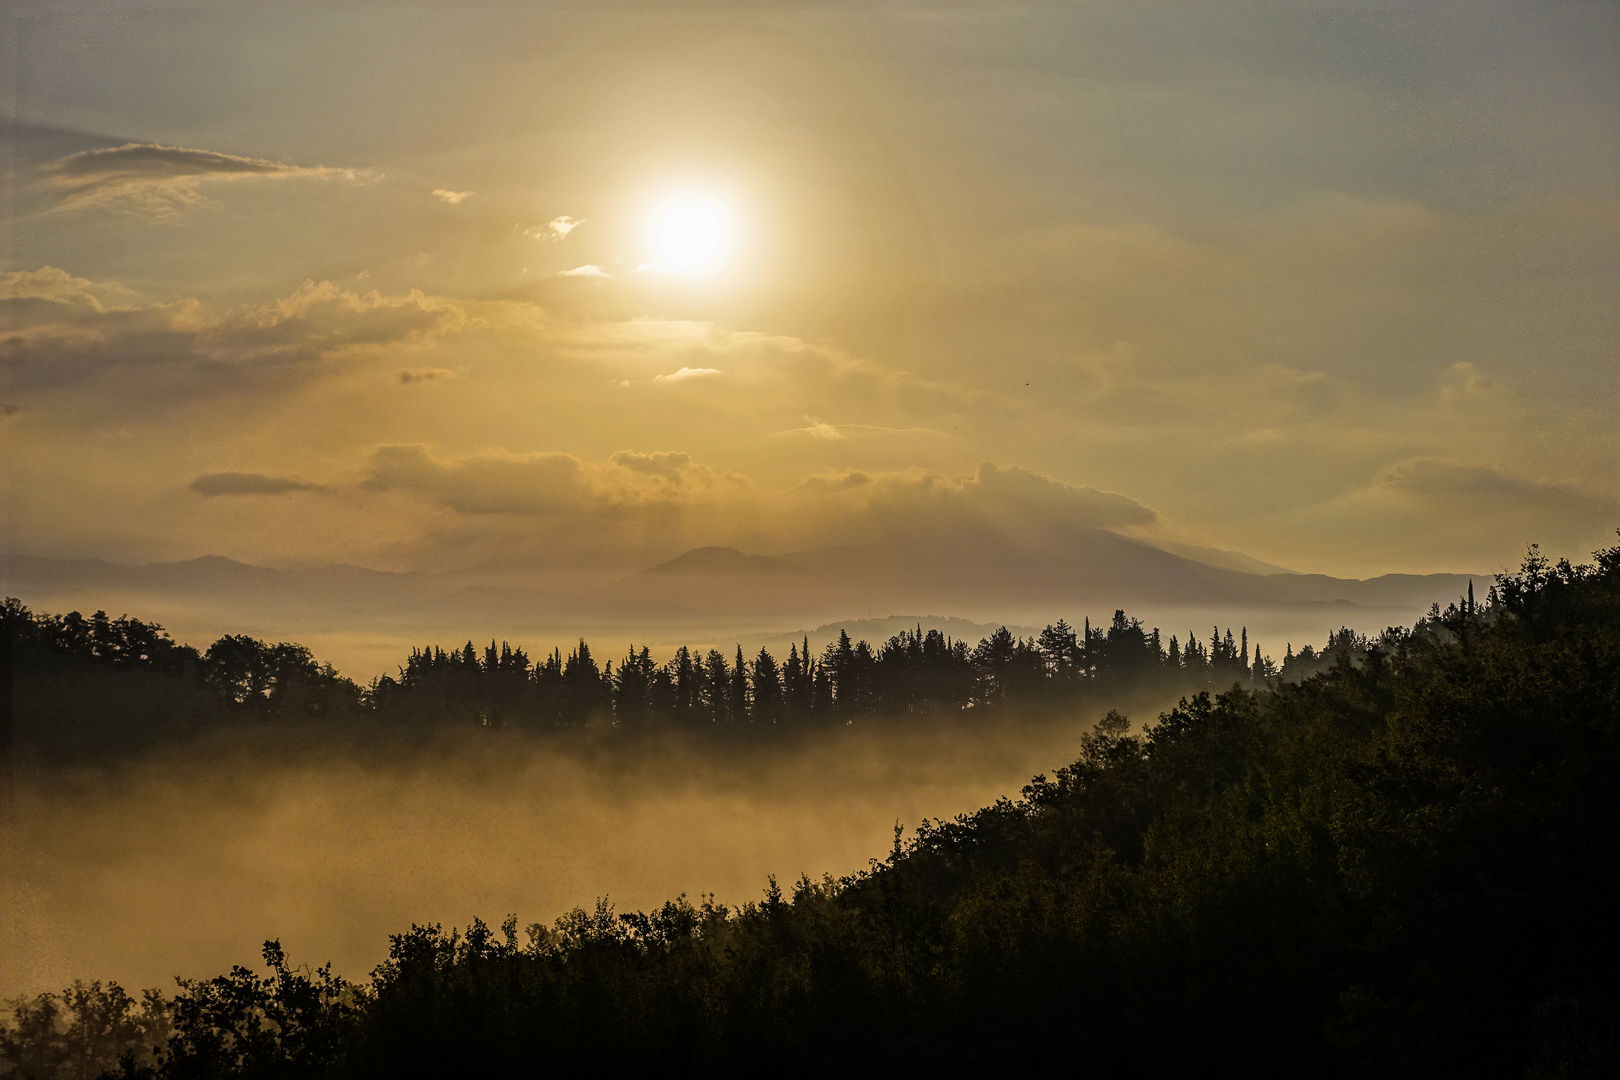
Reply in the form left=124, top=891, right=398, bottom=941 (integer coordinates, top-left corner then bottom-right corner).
left=3, top=540, right=1617, bottom=1077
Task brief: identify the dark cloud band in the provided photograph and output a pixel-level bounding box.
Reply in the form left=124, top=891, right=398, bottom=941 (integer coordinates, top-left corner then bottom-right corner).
left=191, top=472, right=324, bottom=497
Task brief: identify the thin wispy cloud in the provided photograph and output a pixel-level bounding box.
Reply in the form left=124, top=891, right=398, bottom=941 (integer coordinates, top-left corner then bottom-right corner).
left=431, top=189, right=474, bottom=204
left=775, top=419, right=944, bottom=441
left=654, top=366, right=722, bottom=383
left=43, top=142, right=376, bottom=218
left=559, top=265, right=610, bottom=278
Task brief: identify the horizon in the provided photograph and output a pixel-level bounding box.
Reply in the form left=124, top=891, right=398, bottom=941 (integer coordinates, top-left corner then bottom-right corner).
left=6, top=529, right=1497, bottom=682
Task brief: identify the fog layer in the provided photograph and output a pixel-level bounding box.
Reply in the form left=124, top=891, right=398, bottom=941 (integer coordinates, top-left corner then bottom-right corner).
left=0, top=711, right=1144, bottom=1000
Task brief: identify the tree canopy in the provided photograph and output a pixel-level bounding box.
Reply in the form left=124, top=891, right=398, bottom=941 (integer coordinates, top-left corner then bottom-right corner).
left=5, top=538, right=1618, bottom=1076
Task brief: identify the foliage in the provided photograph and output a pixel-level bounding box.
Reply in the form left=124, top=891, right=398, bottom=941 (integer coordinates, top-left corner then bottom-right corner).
left=8, top=592, right=1311, bottom=754
left=2, top=600, right=363, bottom=760
left=4, top=536, right=1617, bottom=1076
left=365, top=611, right=1287, bottom=732
left=0, top=982, right=169, bottom=1080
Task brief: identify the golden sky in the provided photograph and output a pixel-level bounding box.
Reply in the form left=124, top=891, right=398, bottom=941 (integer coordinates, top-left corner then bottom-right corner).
left=3, top=2, right=1617, bottom=581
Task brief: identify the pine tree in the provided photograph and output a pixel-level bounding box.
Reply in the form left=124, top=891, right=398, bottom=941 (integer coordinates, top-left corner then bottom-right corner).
left=614, top=645, right=652, bottom=727
left=825, top=631, right=856, bottom=714
left=752, top=647, right=783, bottom=726
left=782, top=642, right=807, bottom=722
left=670, top=646, right=697, bottom=721
left=811, top=657, right=835, bottom=718
left=562, top=639, right=602, bottom=723
left=702, top=649, right=730, bottom=726
left=729, top=645, right=750, bottom=727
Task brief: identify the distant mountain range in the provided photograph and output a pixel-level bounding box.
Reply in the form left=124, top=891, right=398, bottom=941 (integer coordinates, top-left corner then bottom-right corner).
left=597, top=532, right=1475, bottom=619
left=6, top=529, right=1480, bottom=627
left=1, top=534, right=1487, bottom=678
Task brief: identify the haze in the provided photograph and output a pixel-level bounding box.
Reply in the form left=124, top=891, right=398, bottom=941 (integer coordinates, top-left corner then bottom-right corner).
left=2, top=0, right=1617, bottom=1015
left=3, top=2, right=1615, bottom=589
left=0, top=713, right=1132, bottom=1000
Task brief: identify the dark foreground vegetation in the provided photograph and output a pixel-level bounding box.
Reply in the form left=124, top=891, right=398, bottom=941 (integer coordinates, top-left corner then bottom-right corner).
left=4, top=539, right=1618, bottom=1077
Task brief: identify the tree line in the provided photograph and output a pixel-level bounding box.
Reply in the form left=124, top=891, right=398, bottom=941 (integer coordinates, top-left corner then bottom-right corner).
left=0, top=604, right=362, bottom=714
left=369, top=613, right=1372, bottom=729
left=2, top=540, right=1614, bottom=1078
left=2, top=595, right=1384, bottom=745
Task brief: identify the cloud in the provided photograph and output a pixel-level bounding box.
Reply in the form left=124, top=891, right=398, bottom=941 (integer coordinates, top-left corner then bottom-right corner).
left=396, top=367, right=457, bottom=385
left=1436, top=361, right=1502, bottom=405
left=191, top=472, right=324, bottom=496
left=363, top=445, right=588, bottom=515
left=42, top=142, right=376, bottom=218
left=559, top=265, right=610, bottom=278
left=1287, top=458, right=1620, bottom=573
left=431, top=189, right=474, bottom=204
left=793, top=462, right=1159, bottom=538
left=346, top=442, right=1161, bottom=576
left=0, top=270, right=468, bottom=392
left=0, top=265, right=134, bottom=306
left=361, top=445, right=741, bottom=517
left=797, top=469, right=872, bottom=489
left=609, top=450, right=704, bottom=485
left=969, top=462, right=1160, bottom=528
left=787, top=419, right=847, bottom=441
left=774, top=418, right=943, bottom=441
left=654, top=366, right=721, bottom=383
left=546, top=215, right=583, bottom=239
left=521, top=216, right=584, bottom=241
left=1371, top=458, right=1613, bottom=514
left=345, top=439, right=1178, bottom=583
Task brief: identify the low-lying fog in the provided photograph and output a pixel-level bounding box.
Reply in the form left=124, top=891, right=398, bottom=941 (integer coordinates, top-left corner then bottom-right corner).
left=0, top=705, right=1162, bottom=1001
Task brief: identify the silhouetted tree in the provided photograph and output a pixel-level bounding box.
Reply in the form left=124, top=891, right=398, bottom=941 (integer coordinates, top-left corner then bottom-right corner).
left=562, top=640, right=602, bottom=724
left=701, top=649, right=730, bottom=727
left=751, top=647, right=782, bottom=727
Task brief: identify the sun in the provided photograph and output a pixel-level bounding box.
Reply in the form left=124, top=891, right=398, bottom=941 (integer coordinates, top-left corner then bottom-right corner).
left=642, top=193, right=734, bottom=277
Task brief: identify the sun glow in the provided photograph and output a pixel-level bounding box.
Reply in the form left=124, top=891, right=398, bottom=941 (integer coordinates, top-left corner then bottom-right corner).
left=641, top=194, right=734, bottom=277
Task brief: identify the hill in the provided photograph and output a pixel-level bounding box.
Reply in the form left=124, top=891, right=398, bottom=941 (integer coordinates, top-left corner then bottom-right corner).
left=6, top=541, right=1615, bottom=1077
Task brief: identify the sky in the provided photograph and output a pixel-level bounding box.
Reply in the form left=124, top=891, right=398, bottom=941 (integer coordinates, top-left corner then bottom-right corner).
left=2, top=0, right=1617, bottom=584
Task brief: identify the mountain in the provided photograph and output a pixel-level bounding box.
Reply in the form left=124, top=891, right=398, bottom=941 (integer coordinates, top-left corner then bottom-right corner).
left=753, top=529, right=1475, bottom=615
left=2, top=536, right=1484, bottom=678
left=1139, top=539, right=1300, bottom=576
left=593, top=547, right=829, bottom=618
left=7, top=534, right=1480, bottom=626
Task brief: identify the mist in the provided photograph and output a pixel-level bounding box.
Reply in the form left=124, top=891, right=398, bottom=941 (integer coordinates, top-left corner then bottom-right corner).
left=0, top=704, right=1169, bottom=1002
